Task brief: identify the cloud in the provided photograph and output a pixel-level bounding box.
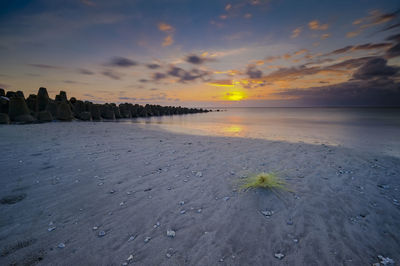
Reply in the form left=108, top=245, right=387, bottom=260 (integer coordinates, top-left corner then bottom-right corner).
left=385, top=33, right=400, bottom=42
left=352, top=57, right=399, bottom=80
left=147, top=63, right=161, bottom=69
left=185, top=54, right=215, bottom=65
left=158, top=22, right=175, bottom=46
left=308, top=20, right=329, bottom=30
left=386, top=44, right=400, bottom=58
left=246, top=65, right=262, bottom=79
left=225, top=4, right=232, bottom=11
left=102, top=70, right=122, bottom=80
left=63, top=80, right=78, bottom=84
left=167, top=66, right=211, bottom=83
left=152, top=72, right=167, bottom=81
left=136, top=92, right=179, bottom=102
left=107, top=56, right=138, bottom=67
left=346, top=30, right=361, bottom=38
left=347, top=9, right=399, bottom=38
left=291, top=27, right=302, bottom=38
left=361, top=9, right=398, bottom=28
left=162, top=35, right=174, bottom=46
left=321, top=33, right=331, bottom=40
left=262, top=49, right=311, bottom=64
left=244, top=13, right=252, bottom=19
left=260, top=56, right=377, bottom=83
left=268, top=56, right=400, bottom=106
left=293, top=49, right=308, bottom=56
left=119, top=96, right=137, bottom=101
left=186, top=55, right=205, bottom=64
left=327, top=42, right=393, bottom=55
left=205, top=47, right=248, bottom=58
left=78, top=68, right=94, bottom=75
left=139, top=79, right=148, bottom=83
left=28, top=64, right=63, bottom=69
left=207, top=80, right=234, bottom=87
left=385, top=33, right=400, bottom=58
left=379, top=22, right=400, bottom=32
left=274, top=78, right=400, bottom=106
left=158, top=22, right=175, bottom=33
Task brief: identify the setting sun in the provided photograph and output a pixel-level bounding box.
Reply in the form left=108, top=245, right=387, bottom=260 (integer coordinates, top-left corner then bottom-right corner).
left=226, top=91, right=245, bottom=101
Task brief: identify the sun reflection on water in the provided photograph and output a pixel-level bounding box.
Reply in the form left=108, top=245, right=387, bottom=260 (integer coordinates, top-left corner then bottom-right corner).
left=221, top=124, right=244, bottom=136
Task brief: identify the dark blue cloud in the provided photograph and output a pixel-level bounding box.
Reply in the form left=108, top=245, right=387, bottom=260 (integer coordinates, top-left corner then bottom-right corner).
left=102, top=70, right=122, bottom=80
left=352, top=58, right=399, bottom=80
left=78, top=68, right=94, bottom=75
left=107, top=57, right=138, bottom=67
left=246, top=65, right=262, bottom=79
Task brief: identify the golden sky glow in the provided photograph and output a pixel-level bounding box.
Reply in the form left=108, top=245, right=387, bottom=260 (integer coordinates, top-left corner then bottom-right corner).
left=225, top=91, right=246, bottom=101
left=0, top=1, right=399, bottom=107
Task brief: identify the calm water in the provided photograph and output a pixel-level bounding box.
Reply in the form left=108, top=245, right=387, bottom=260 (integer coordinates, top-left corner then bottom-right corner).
left=126, top=108, right=400, bottom=157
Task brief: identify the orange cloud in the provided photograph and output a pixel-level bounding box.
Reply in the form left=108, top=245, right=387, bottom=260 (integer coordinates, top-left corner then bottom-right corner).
left=244, top=13, right=252, bottom=19
left=361, top=9, right=396, bottom=28
left=158, top=22, right=175, bottom=32
left=291, top=27, right=302, bottom=38
left=321, top=33, right=331, bottom=40
left=213, top=69, right=241, bottom=76
left=207, top=80, right=234, bottom=87
left=294, top=49, right=308, bottom=56
left=225, top=4, right=232, bottom=11
left=346, top=30, right=361, bottom=38
left=162, top=35, right=174, bottom=46
left=308, top=20, right=329, bottom=30
left=255, top=60, right=265, bottom=66
left=347, top=10, right=397, bottom=38
left=158, top=22, right=175, bottom=46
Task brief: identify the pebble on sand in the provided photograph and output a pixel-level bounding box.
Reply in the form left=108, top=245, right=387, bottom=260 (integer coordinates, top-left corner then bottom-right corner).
left=126, top=254, right=134, bottom=262
left=144, top=237, right=151, bottom=243
left=167, top=230, right=176, bottom=238
left=377, top=255, right=395, bottom=265
left=98, top=231, right=106, bottom=237
left=58, top=243, right=66, bottom=249
left=274, top=253, right=285, bottom=260
left=166, top=248, right=174, bottom=258
left=261, top=210, right=274, bottom=217
left=153, top=222, right=160, bottom=228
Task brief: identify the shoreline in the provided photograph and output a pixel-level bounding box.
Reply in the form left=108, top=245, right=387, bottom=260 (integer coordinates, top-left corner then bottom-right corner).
left=0, top=122, right=399, bottom=265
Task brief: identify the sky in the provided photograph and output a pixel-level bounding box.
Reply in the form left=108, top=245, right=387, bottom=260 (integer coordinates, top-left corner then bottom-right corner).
left=0, top=0, right=399, bottom=107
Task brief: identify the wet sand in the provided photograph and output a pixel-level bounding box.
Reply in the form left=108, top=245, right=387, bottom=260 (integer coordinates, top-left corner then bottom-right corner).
left=0, top=122, right=399, bottom=265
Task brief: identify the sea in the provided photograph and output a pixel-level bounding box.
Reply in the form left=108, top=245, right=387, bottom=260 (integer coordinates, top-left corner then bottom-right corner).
left=125, top=107, right=400, bottom=157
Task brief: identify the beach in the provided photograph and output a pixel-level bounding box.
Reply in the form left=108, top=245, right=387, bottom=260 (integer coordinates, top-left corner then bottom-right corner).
left=0, top=122, right=399, bottom=265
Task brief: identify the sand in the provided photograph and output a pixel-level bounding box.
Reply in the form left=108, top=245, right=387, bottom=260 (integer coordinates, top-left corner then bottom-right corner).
left=0, top=122, right=399, bottom=265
